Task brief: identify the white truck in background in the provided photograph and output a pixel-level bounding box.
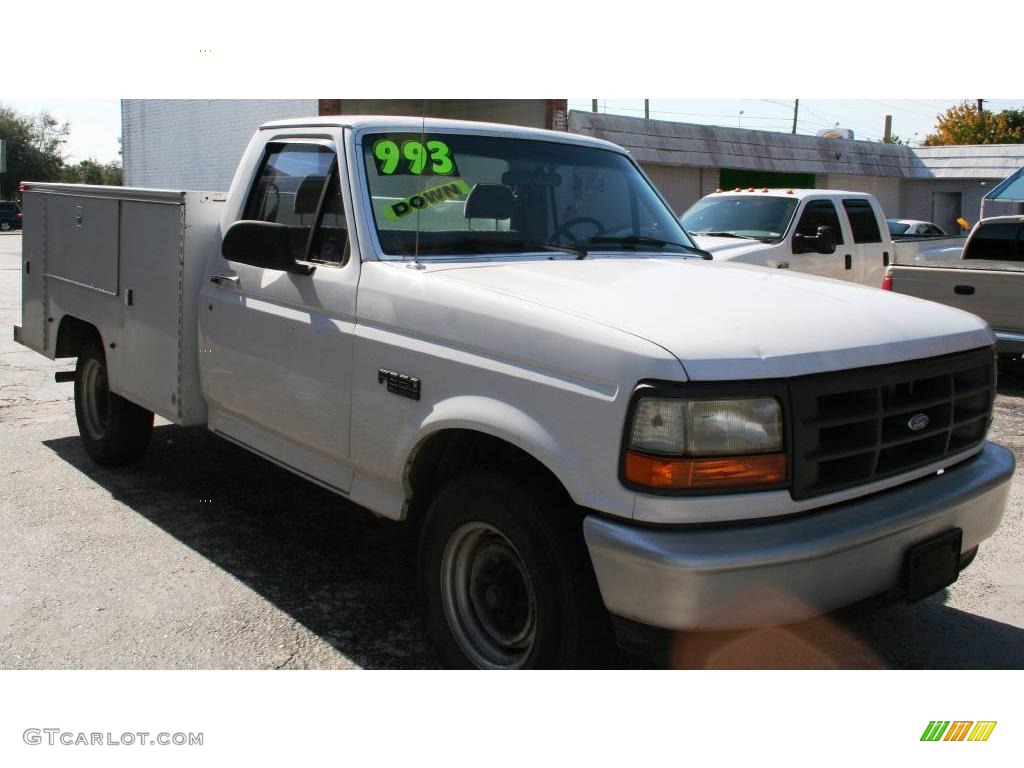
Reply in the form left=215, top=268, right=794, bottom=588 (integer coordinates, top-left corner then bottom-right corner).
left=12, top=117, right=1014, bottom=668
left=681, top=189, right=965, bottom=286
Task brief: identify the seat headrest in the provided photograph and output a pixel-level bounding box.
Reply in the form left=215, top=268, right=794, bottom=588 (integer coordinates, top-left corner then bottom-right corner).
left=293, top=175, right=327, bottom=215
left=464, top=183, right=513, bottom=220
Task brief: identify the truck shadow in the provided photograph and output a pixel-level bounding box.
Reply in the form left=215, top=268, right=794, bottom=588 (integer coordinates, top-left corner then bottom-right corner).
left=997, top=365, right=1024, bottom=397
left=44, top=424, right=435, bottom=669
left=42, top=424, right=1024, bottom=670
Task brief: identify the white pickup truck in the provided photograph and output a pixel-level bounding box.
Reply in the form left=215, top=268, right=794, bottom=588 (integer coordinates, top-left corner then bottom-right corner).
left=13, top=117, right=1014, bottom=668
left=682, top=188, right=965, bottom=286
left=884, top=215, right=1024, bottom=365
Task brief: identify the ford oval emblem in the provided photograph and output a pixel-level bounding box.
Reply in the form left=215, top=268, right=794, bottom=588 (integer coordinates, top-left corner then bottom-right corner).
left=908, top=413, right=930, bottom=432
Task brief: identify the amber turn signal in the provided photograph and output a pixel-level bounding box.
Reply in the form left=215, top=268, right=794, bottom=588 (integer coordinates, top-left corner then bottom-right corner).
left=625, top=451, right=787, bottom=490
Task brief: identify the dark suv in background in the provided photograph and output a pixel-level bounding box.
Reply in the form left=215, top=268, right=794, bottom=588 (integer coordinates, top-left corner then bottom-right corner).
left=1, top=201, right=23, bottom=231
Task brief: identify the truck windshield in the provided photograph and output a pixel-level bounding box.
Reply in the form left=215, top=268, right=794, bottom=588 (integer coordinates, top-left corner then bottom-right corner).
left=360, top=132, right=696, bottom=258
left=681, top=196, right=799, bottom=242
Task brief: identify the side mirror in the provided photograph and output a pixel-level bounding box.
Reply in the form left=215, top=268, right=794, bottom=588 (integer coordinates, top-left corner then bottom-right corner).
left=793, top=224, right=837, bottom=255
left=815, top=225, right=837, bottom=254
left=221, top=221, right=314, bottom=274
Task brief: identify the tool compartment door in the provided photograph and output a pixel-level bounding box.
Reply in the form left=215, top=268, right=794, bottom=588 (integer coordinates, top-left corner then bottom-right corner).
left=47, top=194, right=120, bottom=294
left=117, top=198, right=187, bottom=420
left=19, top=191, right=46, bottom=352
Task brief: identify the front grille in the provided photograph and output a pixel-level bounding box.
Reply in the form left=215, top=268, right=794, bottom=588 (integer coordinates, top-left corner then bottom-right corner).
left=789, top=347, right=995, bottom=500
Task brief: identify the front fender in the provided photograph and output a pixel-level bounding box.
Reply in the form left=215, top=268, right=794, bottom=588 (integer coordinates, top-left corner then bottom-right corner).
left=408, top=395, right=588, bottom=503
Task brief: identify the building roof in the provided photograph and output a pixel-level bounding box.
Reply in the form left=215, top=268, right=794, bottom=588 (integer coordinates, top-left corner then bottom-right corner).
left=568, top=111, right=1024, bottom=181
left=912, top=144, right=1024, bottom=179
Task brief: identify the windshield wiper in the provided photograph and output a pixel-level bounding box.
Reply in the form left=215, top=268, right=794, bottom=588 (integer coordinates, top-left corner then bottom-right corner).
left=420, top=238, right=588, bottom=259
left=583, top=235, right=712, bottom=259
left=518, top=241, right=589, bottom=259
left=691, top=231, right=757, bottom=240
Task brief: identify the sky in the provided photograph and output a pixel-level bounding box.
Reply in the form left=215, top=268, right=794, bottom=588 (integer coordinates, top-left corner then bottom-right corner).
left=3, top=98, right=1024, bottom=165
left=2, top=99, right=123, bottom=164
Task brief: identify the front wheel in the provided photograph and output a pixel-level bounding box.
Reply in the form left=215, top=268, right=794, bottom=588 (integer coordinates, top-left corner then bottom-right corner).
left=74, top=342, right=154, bottom=465
left=419, top=471, right=611, bottom=669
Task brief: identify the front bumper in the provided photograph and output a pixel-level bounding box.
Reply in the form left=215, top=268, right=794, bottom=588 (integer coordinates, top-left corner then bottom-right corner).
left=584, top=441, right=1014, bottom=631
left=995, top=330, right=1024, bottom=357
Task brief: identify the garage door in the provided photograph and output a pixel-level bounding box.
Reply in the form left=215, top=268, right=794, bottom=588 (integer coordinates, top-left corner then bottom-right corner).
left=643, top=164, right=702, bottom=214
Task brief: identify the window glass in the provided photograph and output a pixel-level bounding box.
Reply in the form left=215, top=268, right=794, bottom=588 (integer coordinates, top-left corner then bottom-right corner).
left=682, top=196, right=798, bottom=242
left=361, top=132, right=694, bottom=257
left=795, top=200, right=844, bottom=244
left=964, top=222, right=1021, bottom=261
left=887, top=220, right=910, bottom=235
left=309, top=172, right=349, bottom=265
left=842, top=199, right=882, bottom=243
left=244, top=143, right=339, bottom=261
left=923, top=224, right=945, bottom=236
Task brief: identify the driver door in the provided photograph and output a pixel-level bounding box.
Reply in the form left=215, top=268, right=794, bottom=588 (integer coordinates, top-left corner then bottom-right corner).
left=200, top=138, right=358, bottom=493
left=790, top=199, right=849, bottom=280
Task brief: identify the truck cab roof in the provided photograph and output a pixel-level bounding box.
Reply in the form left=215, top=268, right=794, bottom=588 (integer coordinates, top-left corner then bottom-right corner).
left=258, top=115, right=624, bottom=152
left=708, top=188, right=872, bottom=199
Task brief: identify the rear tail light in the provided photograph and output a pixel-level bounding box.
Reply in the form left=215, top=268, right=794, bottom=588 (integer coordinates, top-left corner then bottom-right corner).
left=881, top=267, right=893, bottom=291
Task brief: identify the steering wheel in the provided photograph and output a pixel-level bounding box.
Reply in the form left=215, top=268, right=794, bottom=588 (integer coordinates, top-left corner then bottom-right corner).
left=548, top=216, right=606, bottom=245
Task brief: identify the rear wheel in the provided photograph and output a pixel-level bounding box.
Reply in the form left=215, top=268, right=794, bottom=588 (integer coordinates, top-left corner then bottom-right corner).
left=74, top=343, right=154, bottom=465
left=420, top=471, right=611, bottom=669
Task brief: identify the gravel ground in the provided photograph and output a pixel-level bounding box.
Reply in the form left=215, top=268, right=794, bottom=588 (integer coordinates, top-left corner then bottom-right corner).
left=1, top=230, right=1022, bottom=669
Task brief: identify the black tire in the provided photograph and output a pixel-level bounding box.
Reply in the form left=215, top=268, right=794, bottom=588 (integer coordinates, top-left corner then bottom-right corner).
left=997, top=355, right=1022, bottom=379
left=419, top=470, right=611, bottom=669
left=74, top=342, right=154, bottom=466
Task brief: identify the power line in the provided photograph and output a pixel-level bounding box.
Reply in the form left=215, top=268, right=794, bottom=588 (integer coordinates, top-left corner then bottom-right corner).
left=569, top=100, right=885, bottom=141
left=866, top=99, right=937, bottom=118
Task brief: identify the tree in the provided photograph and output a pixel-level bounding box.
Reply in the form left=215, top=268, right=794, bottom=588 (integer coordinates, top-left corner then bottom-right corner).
left=923, top=102, right=1024, bottom=145
left=882, top=134, right=907, bottom=145
left=61, top=158, right=123, bottom=186
left=0, top=105, right=70, bottom=198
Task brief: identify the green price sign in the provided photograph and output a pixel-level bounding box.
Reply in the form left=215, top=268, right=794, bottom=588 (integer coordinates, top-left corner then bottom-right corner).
left=373, top=137, right=458, bottom=176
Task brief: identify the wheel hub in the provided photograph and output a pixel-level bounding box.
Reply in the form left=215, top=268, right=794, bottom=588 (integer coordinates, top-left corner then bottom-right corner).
left=441, top=522, right=538, bottom=668
left=80, top=357, right=109, bottom=440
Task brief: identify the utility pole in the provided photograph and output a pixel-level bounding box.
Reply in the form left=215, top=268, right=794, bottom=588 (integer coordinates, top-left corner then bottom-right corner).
left=644, top=99, right=650, bottom=120
left=592, top=99, right=598, bottom=113
left=792, top=99, right=799, bottom=134
left=883, top=114, right=892, bottom=143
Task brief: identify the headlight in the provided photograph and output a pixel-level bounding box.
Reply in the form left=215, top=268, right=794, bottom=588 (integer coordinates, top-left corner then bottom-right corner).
left=625, top=396, right=786, bottom=491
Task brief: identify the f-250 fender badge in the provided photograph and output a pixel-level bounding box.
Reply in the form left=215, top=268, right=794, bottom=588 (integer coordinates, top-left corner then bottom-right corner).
left=378, top=368, right=421, bottom=401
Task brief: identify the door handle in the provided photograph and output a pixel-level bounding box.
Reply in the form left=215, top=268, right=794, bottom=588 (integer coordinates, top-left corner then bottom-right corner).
left=210, top=273, right=240, bottom=287
left=776, top=261, right=790, bottom=269
left=844, top=253, right=852, bottom=270
left=954, top=285, right=975, bottom=295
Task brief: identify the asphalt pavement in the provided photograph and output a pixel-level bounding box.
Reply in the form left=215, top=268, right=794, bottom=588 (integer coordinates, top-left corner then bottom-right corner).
left=1, top=230, right=1023, bottom=669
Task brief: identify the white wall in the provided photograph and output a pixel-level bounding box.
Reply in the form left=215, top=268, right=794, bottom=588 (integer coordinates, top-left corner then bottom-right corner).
left=122, top=100, right=318, bottom=190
